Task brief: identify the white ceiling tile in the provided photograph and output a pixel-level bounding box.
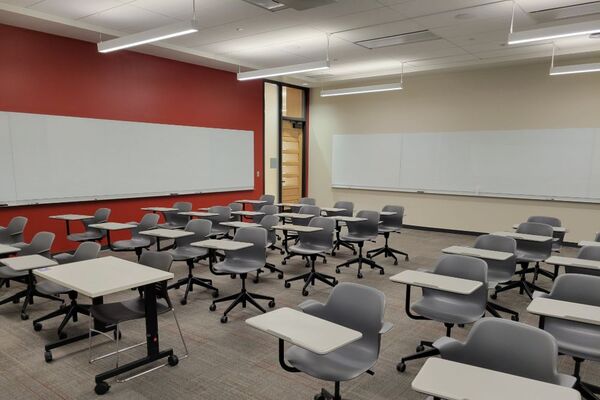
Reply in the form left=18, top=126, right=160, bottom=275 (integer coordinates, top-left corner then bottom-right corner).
left=308, top=6, right=406, bottom=33
left=389, top=0, right=494, bottom=18
left=515, top=0, right=595, bottom=13
left=228, top=48, right=309, bottom=68
left=406, top=53, right=479, bottom=67
left=1, top=0, right=43, bottom=6
left=30, top=0, right=128, bottom=20
left=474, top=42, right=553, bottom=59
left=80, top=4, right=178, bottom=33
left=414, top=1, right=513, bottom=29
left=334, top=19, right=424, bottom=42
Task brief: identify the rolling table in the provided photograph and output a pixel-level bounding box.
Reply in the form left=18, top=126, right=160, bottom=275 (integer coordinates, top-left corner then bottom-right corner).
left=545, top=255, right=600, bottom=273
left=191, top=239, right=253, bottom=276
left=35, top=256, right=176, bottom=395
left=0, top=243, right=20, bottom=258
left=328, top=216, right=367, bottom=256
left=139, top=228, right=194, bottom=251
left=412, top=358, right=580, bottom=400
left=0, top=255, right=58, bottom=320
left=528, top=297, right=600, bottom=327
left=49, top=214, right=94, bottom=236
left=89, top=222, right=137, bottom=250
left=442, top=245, right=512, bottom=260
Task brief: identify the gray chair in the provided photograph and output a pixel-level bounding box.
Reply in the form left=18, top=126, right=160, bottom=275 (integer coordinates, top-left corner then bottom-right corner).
left=282, top=205, right=322, bottom=265
left=206, top=206, right=232, bottom=238
left=595, top=232, right=600, bottom=242
left=564, top=246, right=600, bottom=278
left=329, top=201, right=356, bottom=255
left=252, top=204, right=278, bottom=224
left=67, top=208, right=111, bottom=243
left=533, top=274, right=600, bottom=399
left=397, top=255, right=487, bottom=373
left=494, top=222, right=552, bottom=299
left=208, top=227, right=275, bottom=323
left=335, top=210, right=383, bottom=278
left=282, top=283, right=392, bottom=400
left=528, top=216, right=564, bottom=281
left=228, top=202, right=243, bottom=222
left=252, top=194, right=275, bottom=211
left=88, top=252, right=185, bottom=374
left=473, top=234, right=520, bottom=321
left=0, top=216, right=27, bottom=245
left=253, top=215, right=285, bottom=283
left=159, top=202, right=192, bottom=230
left=166, top=219, right=218, bottom=304
left=367, top=205, right=409, bottom=265
left=291, top=197, right=316, bottom=213
left=0, top=232, right=60, bottom=320
left=112, top=213, right=159, bottom=260
left=284, top=217, right=337, bottom=296
left=434, top=318, right=576, bottom=388
left=33, top=242, right=101, bottom=338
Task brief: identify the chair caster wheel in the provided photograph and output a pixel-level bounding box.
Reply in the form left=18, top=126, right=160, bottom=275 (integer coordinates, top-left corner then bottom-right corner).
left=331, top=251, right=336, bottom=257
left=94, top=381, right=110, bottom=395
left=280, top=250, right=285, bottom=255
left=253, top=277, right=259, bottom=284
left=277, top=272, right=284, bottom=279
left=352, top=251, right=357, bottom=255
left=33, top=322, right=42, bottom=331
left=219, top=257, right=225, bottom=262
left=491, top=293, right=498, bottom=300
left=168, top=354, right=179, bottom=366
left=405, top=256, right=409, bottom=261
left=511, top=315, right=519, bottom=321
left=58, top=331, right=67, bottom=340
left=416, top=345, right=425, bottom=352
left=180, top=299, right=187, bottom=305
left=332, top=280, right=338, bottom=286
left=396, top=362, right=406, bottom=373
left=230, top=274, right=236, bottom=279
left=302, top=290, right=309, bottom=297
left=44, top=351, right=53, bottom=363
left=379, top=269, right=385, bottom=275
left=12, top=298, right=20, bottom=304
left=357, top=273, right=363, bottom=279
left=268, top=300, right=276, bottom=308
left=21, top=313, right=29, bottom=321
left=220, top=316, right=228, bottom=323
left=113, top=330, right=122, bottom=340
left=284, top=282, right=291, bottom=288
left=209, top=304, right=216, bottom=312
left=282, top=260, right=287, bottom=265
left=322, top=258, right=327, bottom=264
left=394, top=261, right=398, bottom=266
left=335, top=268, right=340, bottom=274
left=212, top=291, right=219, bottom=298
left=174, top=284, right=181, bottom=290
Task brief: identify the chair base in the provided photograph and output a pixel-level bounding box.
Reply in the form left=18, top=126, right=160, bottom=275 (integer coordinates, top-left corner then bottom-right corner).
left=0, top=273, right=63, bottom=320
left=486, top=301, right=519, bottom=321
left=396, top=340, right=440, bottom=373
left=254, top=263, right=284, bottom=283
left=314, top=382, right=341, bottom=400
left=209, top=275, right=275, bottom=323
left=284, top=255, right=337, bottom=296
left=335, top=242, right=383, bottom=279
left=282, top=253, right=326, bottom=266
left=493, top=275, right=549, bottom=300
left=33, top=293, right=90, bottom=339
left=366, top=233, right=409, bottom=265
left=574, top=357, right=600, bottom=400
left=168, top=260, right=219, bottom=305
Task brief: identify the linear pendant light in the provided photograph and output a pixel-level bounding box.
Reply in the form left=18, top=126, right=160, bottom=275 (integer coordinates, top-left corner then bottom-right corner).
left=320, top=82, right=403, bottom=97
left=98, top=20, right=200, bottom=53
left=237, top=60, right=330, bottom=81
left=550, top=62, right=600, bottom=75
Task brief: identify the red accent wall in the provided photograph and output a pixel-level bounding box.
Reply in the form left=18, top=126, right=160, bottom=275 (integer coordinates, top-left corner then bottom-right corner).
left=0, top=24, right=264, bottom=252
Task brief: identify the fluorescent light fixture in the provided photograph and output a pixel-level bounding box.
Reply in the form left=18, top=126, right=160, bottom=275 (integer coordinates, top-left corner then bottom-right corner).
left=355, top=30, right=440, bottom=49
left=237, top=60, right=330, bottom=81
left=320, top=82, right=403, bottom=97
left=550, top=62, right=600, bottom=75
left=98, top=20, right=200, bottom=53
left=508, top=19, right=600, bottom=45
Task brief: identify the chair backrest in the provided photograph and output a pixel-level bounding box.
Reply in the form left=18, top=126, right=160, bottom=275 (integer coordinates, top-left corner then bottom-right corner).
left=298, top=217, right=334, bottom=250
left=0, top=216, right=27, bottom=244
left=566, top=246, right=600, bottom=276
left=260, top=215, right=279, bottom=245
left=176, top=219, right=212, bottom=247
left=20, top=231, right=55, bottom=257
left=293, top=205, right=321, bottom=226
left=226, top=227, right=266, bottom=266
left=165, top=201, right=192, bottom=226
left=333, top=201, right=353, bottom=217
left=595, top=232, right=600, bottom=242
left=380, top=205, right=404, bottom=230
left=208, top=206, right=231, bottom=223
left=252, top=194, right=275, bottom=211
left=292, top=197, right=316, bottom=213
left=228, top=202, right=243, bottom=212
left=516, top=222, right=553, bottom=258
left=527, top=216, right=564, bottom=250
left=84, top=208, right=111, bottom=236
left=140, top=251, right=174, bottom=272
left=440, top=318, right=567, bottom=385
left=546, top=273, right=600, bottom=307
left=132, top=213, right=160, bottom=241
left=72, top=242, right=101, bottom=262
left=347, top=210, right=380, bottom=238
left=474, top=234, right=517, bottom=278
left=253, top=204, right=279, bottom=223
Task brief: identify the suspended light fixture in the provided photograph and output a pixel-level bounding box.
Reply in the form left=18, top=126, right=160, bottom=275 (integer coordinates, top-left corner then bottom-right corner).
left=549, top=45, right=600, bottom=75
left=320, top=63, right=404, bottom=97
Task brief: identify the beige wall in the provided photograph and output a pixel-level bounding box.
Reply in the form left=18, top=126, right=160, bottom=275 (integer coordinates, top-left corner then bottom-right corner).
left=264, top=82, right=280, bottom=201
left=308, top=61, right=600, bottom=242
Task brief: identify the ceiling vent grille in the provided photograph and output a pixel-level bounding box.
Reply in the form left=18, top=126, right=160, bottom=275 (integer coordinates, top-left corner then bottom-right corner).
left=242, top=0, right=336, bottom=12
left=355, top=30, right=440, bottom=49
left=529, top=1, right=600, bottom=22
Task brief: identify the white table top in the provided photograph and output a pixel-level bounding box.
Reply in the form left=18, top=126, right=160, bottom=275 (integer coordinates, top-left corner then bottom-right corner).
left=274, top=212, right=314, bottom=219
left=491, top=231, right=553, bottom=242
left=528, top=297, right=600, bottom=326
left=141, top=207, right=178, bottom=212
left=0, top=244, right=20, bottom=256
left=221, top=221, right=261, bottom=229
left=34, top=256, right=173, bottom=298
left=442, top=246, right=513, bottom=261
left=235, top=199, right=267, bottom=205
left=139, top=228, right=194, bottom=239
left=1, top=255, right=57, bottom=271
left=49, top=214, right=95, bottom=221
left=412, top=358, right=580, bottom=400
left=89, top=222, right=137, bottom=231
left=321, top=207, right=346, bottom=213
left=275, top=203, right=304, bottom=208
left=191, top=239, right=253, bottom=251
left=197, top=207, right=210, bottom=211
left=328, top=216, right=368, bottom=222
left=512, top=224, right=567, bottom=233
left=389, top=270, right=483, bottom=295
left=246, top=307, right=362, bottom=355
left=545, top=255, right=600, bottom=271
left=578, top=241, right=600, bottom=247
left=231, top=211, right=265, bottom=216
left=273, top=224, right=323, bottom=233
left=178, top=211, right=219, bottom=218
left=380, top=211, right=398, bottom=216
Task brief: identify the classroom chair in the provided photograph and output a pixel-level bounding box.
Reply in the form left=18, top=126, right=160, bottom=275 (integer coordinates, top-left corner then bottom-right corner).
left=435, top=318, right=576, bottom=388
left=563, top=246, right=600, bottom=278
left=329, top=201, right=356, bottom=255
left=206, top=206, right=232, bottom=238
left=291, top=197, right=316, bottom=213
left=252, top=194, right=275, bottom=210
left=33, top=242, right=101, bottom=338
left=112, top=213, right=159, bottom=260
left=494, top=222, right=552, bottom=299
left=397, top=255, right=487, bottom=373
left=595, top=232, right=600, bottom=242
left=88, top=252, right=186, bottom=376
left=475, top=234, right=520, bottom=321
left=283, top=282, right=393, bottom=400
left=159, top=201, right=192, bottom=230
left=253, top=215, right=285, bottom=283
left=528, top=215, right=564, bottom=253
left=0, top=216, right=27, bottom=245
left=209, top=227, right=275, bottom=323
left=282, top=205, right=322, bottom=264
left=335, top=210, right=382, bottom=278
left=533, top=274, right=600, bottom=399
left=284, top=217, right=336, bottom=296
left=328, top=200, right=354, bottom=217
left=228, top=202, right=243, bottom=222
left=252, top=204, right=278, bottom=224
left=166, top=219, right=219, bottom=304
left=67, top=208, right=111, bottom=243
left=367, top=205, right=409, bottom=264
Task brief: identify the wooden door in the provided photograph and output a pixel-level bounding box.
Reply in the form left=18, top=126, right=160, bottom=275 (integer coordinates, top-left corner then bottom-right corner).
left=281, top=120, right=303, bottom=203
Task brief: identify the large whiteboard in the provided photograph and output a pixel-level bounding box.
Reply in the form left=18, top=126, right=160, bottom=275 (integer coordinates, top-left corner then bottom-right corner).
left=0, top=112, right=254, bottom=205
left=332, top=129, right=600, bottom=203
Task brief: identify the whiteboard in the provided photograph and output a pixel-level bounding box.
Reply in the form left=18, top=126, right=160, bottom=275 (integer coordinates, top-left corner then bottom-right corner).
left=331, top=129, right=600, bottom=203
left=0, top=111, right=254, bottom=205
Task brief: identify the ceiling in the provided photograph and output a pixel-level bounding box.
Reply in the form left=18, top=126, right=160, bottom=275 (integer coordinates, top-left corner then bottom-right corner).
left=1, top=0, right=600, bottom=86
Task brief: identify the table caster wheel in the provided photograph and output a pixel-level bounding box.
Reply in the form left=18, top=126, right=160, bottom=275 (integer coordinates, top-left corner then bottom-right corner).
left=220, top=316, right=228, bottom=323
left=302, top=290, right=309, bottom=297
left=490, top=293, right=498, bottom=300
left=168, top=354, right=179, bottom=366
left=58, top=331, right=67, bottom=340
left=180, top=299, right=187, bottom=305
left=209, top=304, right=216, bottom=312
left=335, top=268, right=340, bottom=274
left=44, top=350, right=53, bottom=363
left=332, top=280, right=338, bottom=286
left=212, top=291, right=219, bottom=298
left=284, top=282, right=291, bottom=288
left=21, top=312, right=29, bottom=321
left=396, top=362, right=406, bottom=373
left=280, top=250, right=285, bottom=255
left=277, top=272, right=284, bottom=279
left=268, top=300, right=276, bottom=308
left=95, top=381, right=110, bottom=395
left=331, top=251, right=336, bottom=257
left=357, top=273, right=363, bottom=279
left=33, top=322, right=42, bottom=331
left=379, top=269, right=385, bottom=275
left=511, top=315, right=519, bottom=321
left=416, top=345, right=425, bottom=352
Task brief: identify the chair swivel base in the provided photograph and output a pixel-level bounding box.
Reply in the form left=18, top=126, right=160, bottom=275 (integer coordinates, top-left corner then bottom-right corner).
left=331, top=239, right=356, bottom=257
left=284, top=255, right=337, bottom=296
left=168, top=261, right=219, bottom=305
left=33, top=293, right=90, bottom=339
left=254, top=262, right=284, bottom=283
left=0, top=281, right=63, bottom=320
left=335, top=243, right=383, bottom=279
left=282, top=253, right=326, bottom=265
left=314, top=382, right=342, bottom=400
left=574, top=357, right=600, bottom=400
left=486, top=301, right=519, bottom=321
left=209, top=274, right=275, bottom=323
left=366, top=233, right=408, bottom=265
left=493, top=274, right=548, bottom=300
left=396, top=340, right=440, bottom=373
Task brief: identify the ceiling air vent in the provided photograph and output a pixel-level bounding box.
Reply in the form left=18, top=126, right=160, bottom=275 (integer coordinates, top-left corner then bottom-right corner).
left=529, top=1, right=600, bottom=22
left=355, top=30, right=440, bottom=49
left=242, top=0, right=336, bottom=12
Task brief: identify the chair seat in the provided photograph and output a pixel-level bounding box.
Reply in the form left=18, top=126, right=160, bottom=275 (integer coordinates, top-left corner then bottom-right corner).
left=487, top=269, right=513, bottom=285
left=11, top=242, right=28, bottom=249
left=289, top=243, right=331, bottom=255
left=213, top=259, right=264, bottom=275
left=544, top=319, right=600, bottom=362
left=112, top=238, right=152, bottom=250
left=0, top=266, right=27, bottom=279
left=167, top=246, right=208, bottom=261
left=411, top=297, right=484, bottom=325
left=91, top=298, right=170, bottom=325
left=516, top=250, right=547, bottom=263
left=36, top=280, right=70, bottom=295
left=68, top=232, right=103, bottom=242
left=340, top=234, right=376, bottom=243
left=53, top=253, right=75, bottom=264
left=286, top=340, right=377, bottom=382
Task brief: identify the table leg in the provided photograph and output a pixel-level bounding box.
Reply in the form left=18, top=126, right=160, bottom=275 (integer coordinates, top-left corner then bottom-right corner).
left=156, top=237, right=161, bottom=252
left=65, top=220, right=71, bottom=236
left=105, top=230, right=113, bottom=251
